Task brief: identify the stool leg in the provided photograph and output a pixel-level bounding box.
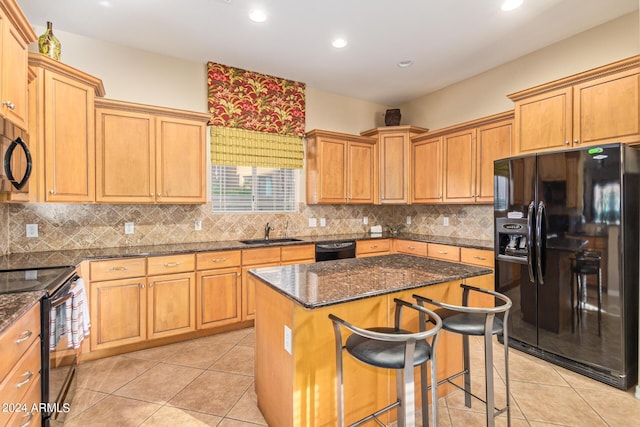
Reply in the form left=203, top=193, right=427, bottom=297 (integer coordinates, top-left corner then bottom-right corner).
left=503, top=329, right=511, bottom=427
left=484, top=329, right=495, bottom=427
left=463, top=334, right=471, bottom=408
left=597, top=266, right=602, bottom=336
left=332, top=324, right=345, bottom=427
left=396, top=366, right=416, bottom=427
left=430, top=358, right=439, bottom=427
left=420, top=364, right=428, bottom=427
left=570, top=270, right=575, bottom=333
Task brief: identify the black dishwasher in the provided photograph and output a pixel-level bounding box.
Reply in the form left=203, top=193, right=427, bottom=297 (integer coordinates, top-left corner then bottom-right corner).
left=315, top=241, right=356, bottom=261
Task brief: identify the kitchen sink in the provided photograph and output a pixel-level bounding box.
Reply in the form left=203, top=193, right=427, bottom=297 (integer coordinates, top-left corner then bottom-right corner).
left=240, top=238, right=303, bottom=245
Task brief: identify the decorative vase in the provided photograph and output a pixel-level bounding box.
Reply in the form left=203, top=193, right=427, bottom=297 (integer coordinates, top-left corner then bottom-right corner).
left=38, top=21, right=61, bottom=60
left=384, top=108, right=401, bottom=126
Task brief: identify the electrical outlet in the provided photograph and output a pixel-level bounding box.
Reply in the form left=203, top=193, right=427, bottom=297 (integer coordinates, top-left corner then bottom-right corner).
left=284, top=325, right=292, bottom=355
left=26, top=224, right=38, bottom=238
left=194, top=218, right=202, bottom=231
left=124, top=222, right=135, bottom=235
left=363, top=216, right=368, bottom=225
left=443, top=217, right=449, bottom=227
left=406, top=216, right=412, bottom=225
left=308, top=218, right=317, bottom=227
left=24, top=270, right=37, bottom=280
left=320, top=218, right=326, bottom=227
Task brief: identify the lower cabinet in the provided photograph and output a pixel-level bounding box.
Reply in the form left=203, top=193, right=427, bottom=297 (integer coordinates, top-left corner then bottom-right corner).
left=147, top=272, right=196, bottom=339
left=356, top=239, right=392, bottom=257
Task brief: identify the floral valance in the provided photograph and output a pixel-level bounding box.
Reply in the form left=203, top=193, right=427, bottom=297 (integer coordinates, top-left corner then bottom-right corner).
left=207, top=62, right=306, bottom=137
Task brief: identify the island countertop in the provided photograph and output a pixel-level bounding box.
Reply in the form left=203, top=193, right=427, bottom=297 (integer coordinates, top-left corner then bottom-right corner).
left=249, top=253, right=492, bottom=309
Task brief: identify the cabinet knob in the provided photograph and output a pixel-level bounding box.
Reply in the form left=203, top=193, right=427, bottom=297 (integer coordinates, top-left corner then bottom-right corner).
left=574, top=139, right=580, bottom=144
left=49, top=189, right=56, bottom=195
left=150, top=193, right=154, bottom=197
left=157, top=193, right=161, bottom=197
left=140, top=284, right=145, bottom=289
left=2, top=101, right=15, bottom=110
left=564, top=140, right=570, bottom=145
left=149, top=283, right=153, bottom=288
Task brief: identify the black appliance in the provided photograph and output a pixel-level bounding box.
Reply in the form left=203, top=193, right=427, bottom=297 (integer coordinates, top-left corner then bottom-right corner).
left=315, top=241, right=356, bottom=261
left=0, top=116, right=32, bottom=195
left=0, top=266, right=81, bottom=425
left=494, top=144, right=639, bottom=389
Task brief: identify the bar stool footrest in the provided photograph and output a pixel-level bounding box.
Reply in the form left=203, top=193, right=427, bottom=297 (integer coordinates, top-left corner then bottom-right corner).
left=349, top=401, right=400, bottom=427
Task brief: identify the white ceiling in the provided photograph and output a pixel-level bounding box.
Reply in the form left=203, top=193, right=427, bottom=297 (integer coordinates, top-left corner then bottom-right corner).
left=17, top=0, right=639, bottom=106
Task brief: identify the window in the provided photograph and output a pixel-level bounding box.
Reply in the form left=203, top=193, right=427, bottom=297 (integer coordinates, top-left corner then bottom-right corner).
left=212, top=165, right=297, bottom=212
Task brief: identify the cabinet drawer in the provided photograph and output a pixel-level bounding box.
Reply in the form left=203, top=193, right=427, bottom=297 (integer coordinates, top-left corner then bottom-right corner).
left=197, top=250, right=241, bottom=270
left=281, top=244, right=316, bottom=263
left=90, top=257, right=146, bottom=281
left=356, top=239, right=392, bottom=257
left=242, top=247, right=281, bottom=265
left=427, top=243, right=460, bottom=262
left=460, top=248, right=494, bottom=268
left=147, top=254, right=195, bottom=275
left=6, top=374, right=41, bottom=427
left=0, top=339, right=40, bottom=413
left=394, top=239, right=428, bottom=257
left=0, top=303, right=40, bottom=385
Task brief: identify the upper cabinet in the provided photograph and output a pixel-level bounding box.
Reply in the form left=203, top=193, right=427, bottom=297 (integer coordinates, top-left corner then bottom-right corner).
left=361, top=126, right=428, bottom=204
left=0, top=0, right=36, bottom=131
left=95, top=99, right=209, bottom=204
left=509, top=56, right=640, bottom=155
left=28, top=53, right=105, bottom=203
left=306, top=129, right=377, bottom=204
left=411, top=112, right=513, bottom=204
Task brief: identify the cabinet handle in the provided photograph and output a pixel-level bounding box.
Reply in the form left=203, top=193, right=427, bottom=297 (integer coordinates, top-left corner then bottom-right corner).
left=19, top=412, right=34, bottom=427
left=407, top=246, right=415, bottom=250
left=16, top=371, right=33, bottom=388
left=2, top=101, right=15, bottom=110
left=15, top=330, right=32, bottom=344
left=370, top=245, right=378, bottom=249
left=163, top=262, right=180, bottom=267
left=212, top=257, right=228, bottom=263
left=473, top=256, right=487, bottom=261
left=109, top=266, right=128, bottom=272
left=438, top=251, right=448, bottom=254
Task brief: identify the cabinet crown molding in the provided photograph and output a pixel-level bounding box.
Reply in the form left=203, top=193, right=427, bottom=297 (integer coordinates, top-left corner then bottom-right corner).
left=0, top=0, right=37, bottom=43
left=412, top=110, right=514, bottom=142
left=28, top=52, right=106, bottom=97
left=507, top=55, right=640, bottom=102
left=360, top=125, right=428, bottom=138
left=95, top=98, right=210, bottom=122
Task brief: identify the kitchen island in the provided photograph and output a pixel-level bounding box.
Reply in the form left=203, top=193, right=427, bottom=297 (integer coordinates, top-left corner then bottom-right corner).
left=248, top=254, right=493, bottom=427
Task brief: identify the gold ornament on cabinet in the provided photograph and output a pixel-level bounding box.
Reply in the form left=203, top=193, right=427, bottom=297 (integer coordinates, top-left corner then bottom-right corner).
left=38, top=21, right=61, bottom=60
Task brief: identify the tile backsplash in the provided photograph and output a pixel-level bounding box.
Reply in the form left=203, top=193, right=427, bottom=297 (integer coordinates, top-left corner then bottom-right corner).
left=3, top=202, right=493, bottom=254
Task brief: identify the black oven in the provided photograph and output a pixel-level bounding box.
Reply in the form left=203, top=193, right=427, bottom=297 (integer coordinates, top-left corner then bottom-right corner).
left=0, top=266, right=81, bottom=426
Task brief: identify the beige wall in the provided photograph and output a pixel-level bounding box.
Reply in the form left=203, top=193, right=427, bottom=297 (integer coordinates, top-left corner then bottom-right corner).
left=400, top=11, right=639, bottom=130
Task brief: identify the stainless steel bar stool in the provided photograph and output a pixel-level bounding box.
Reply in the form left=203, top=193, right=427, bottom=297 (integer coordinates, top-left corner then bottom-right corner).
left=329, top=298, right=442, bottom=427
left=414, top=284, right=512, bottom=427
left=570, top=250, right=602, bottom=336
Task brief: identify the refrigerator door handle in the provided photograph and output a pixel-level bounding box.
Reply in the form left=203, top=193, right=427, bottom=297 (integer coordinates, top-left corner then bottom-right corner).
left=527, top=201, right=535, bottom=283
left=536, top=201, right=545, bottom=285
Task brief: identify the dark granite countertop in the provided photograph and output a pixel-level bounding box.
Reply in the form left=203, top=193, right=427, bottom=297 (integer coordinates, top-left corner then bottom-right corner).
left=249, top=254, right=492, bottom=309
left=0, top=233, right=492, bottom=271
left=0, top=291, right=43, bottom=335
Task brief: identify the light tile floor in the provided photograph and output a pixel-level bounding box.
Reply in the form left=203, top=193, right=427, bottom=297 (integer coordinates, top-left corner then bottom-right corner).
left=68, top=327, right=640, bottom=426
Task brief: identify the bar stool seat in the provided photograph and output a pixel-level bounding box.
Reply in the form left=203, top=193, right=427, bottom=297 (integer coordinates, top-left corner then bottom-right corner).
left=329, top=299, right=442, bottom=427
left=414, top=284, right=512, bottom=427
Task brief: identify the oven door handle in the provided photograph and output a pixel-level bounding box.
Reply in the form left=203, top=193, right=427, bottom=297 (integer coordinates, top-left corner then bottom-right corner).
left=4, top=136, right=32, bottom=190
left=51, top=292, right=72, bottom=308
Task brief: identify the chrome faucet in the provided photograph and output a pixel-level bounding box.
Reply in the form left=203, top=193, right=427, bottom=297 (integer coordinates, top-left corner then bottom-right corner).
left=265, top=222, right=275, bottom=240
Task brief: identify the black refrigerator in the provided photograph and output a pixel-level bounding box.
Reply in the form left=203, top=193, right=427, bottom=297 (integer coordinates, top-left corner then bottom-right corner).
left=494, top=143, right=639, bottom=389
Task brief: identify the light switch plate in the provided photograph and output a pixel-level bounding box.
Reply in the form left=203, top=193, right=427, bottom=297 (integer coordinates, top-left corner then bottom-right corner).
left=26, top=224, right=38, bottom=238
left=194, top=218, right=202, bottom=231
left=443, top=217, right=449, bottom=227
left=320, top=218, right=326, bottom=227
left=406, top=216, right=412, bottom=225
left=124, top=222, right=135, bottom=235
left=308, top=218, right=317, bottom=227
left=363, top=216, right=368, bottom=225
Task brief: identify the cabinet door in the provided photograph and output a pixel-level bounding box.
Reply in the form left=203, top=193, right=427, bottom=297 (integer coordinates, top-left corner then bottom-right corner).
left=156, top=117, right=207, bottom=203
left=44, top=71, right=95, bottom=202
left=514, top=87, right=572, bottom=155
left=573, top=69, right=640, bottom=146
left=96, top=109, right=155, bottom=203
left=242, top=262, right=279, bottom=320
left=347, top=140, right=375, bottom=203
left=379, top=132, right=409, bottom=203
left=147, top=272, right=196, bottom=339
left=475, top=120, right=512, bottom=203
left=411, top=136, right=442, bottom=203
left=443, top=128, right=476, bottom=203
left=317, top=137, right=347, bottom=203
left=197, top=267, right=241, bottom=329
left=0, top=8, right=29, bottom=130
left=90, top=277, right=147, bottom=351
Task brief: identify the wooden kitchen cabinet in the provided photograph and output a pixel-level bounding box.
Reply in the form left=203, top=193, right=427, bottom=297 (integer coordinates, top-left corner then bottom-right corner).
left=241, top=247, right=281, bottom=320
left=305, top=129, right=377, bottom=204
left=95, top=99, right=209, bottom=204
left=147, top=271, right=196, bottom=339
left=427, top=243, right=460, bottom=262
left=196, top=250, right=242, bottom=329
left=412, top=112, right=512, bottom=204
left=361, top=126, right=428, bottom=204
left=510, top=56, right=640, bottom=155
left=356, top=239, right=392, bottom=257
left=28, top=53, right=105, bottom=202
left=393, top=239, right=428, bottom=257
left=280, top=244, right=316, bottom=265
left=0, top=0, right=36, bottom=131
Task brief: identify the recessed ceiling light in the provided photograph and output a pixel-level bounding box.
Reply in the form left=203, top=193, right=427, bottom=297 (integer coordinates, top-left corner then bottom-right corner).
left=397, top=60, right=413, bottom=68
left=501, top=0, right=523, bottom=11
left=332, top=38, right=347, bottom=49
left=249, top=9, right=267, bottom=23
left=98, top=0, right=112, bottom=7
